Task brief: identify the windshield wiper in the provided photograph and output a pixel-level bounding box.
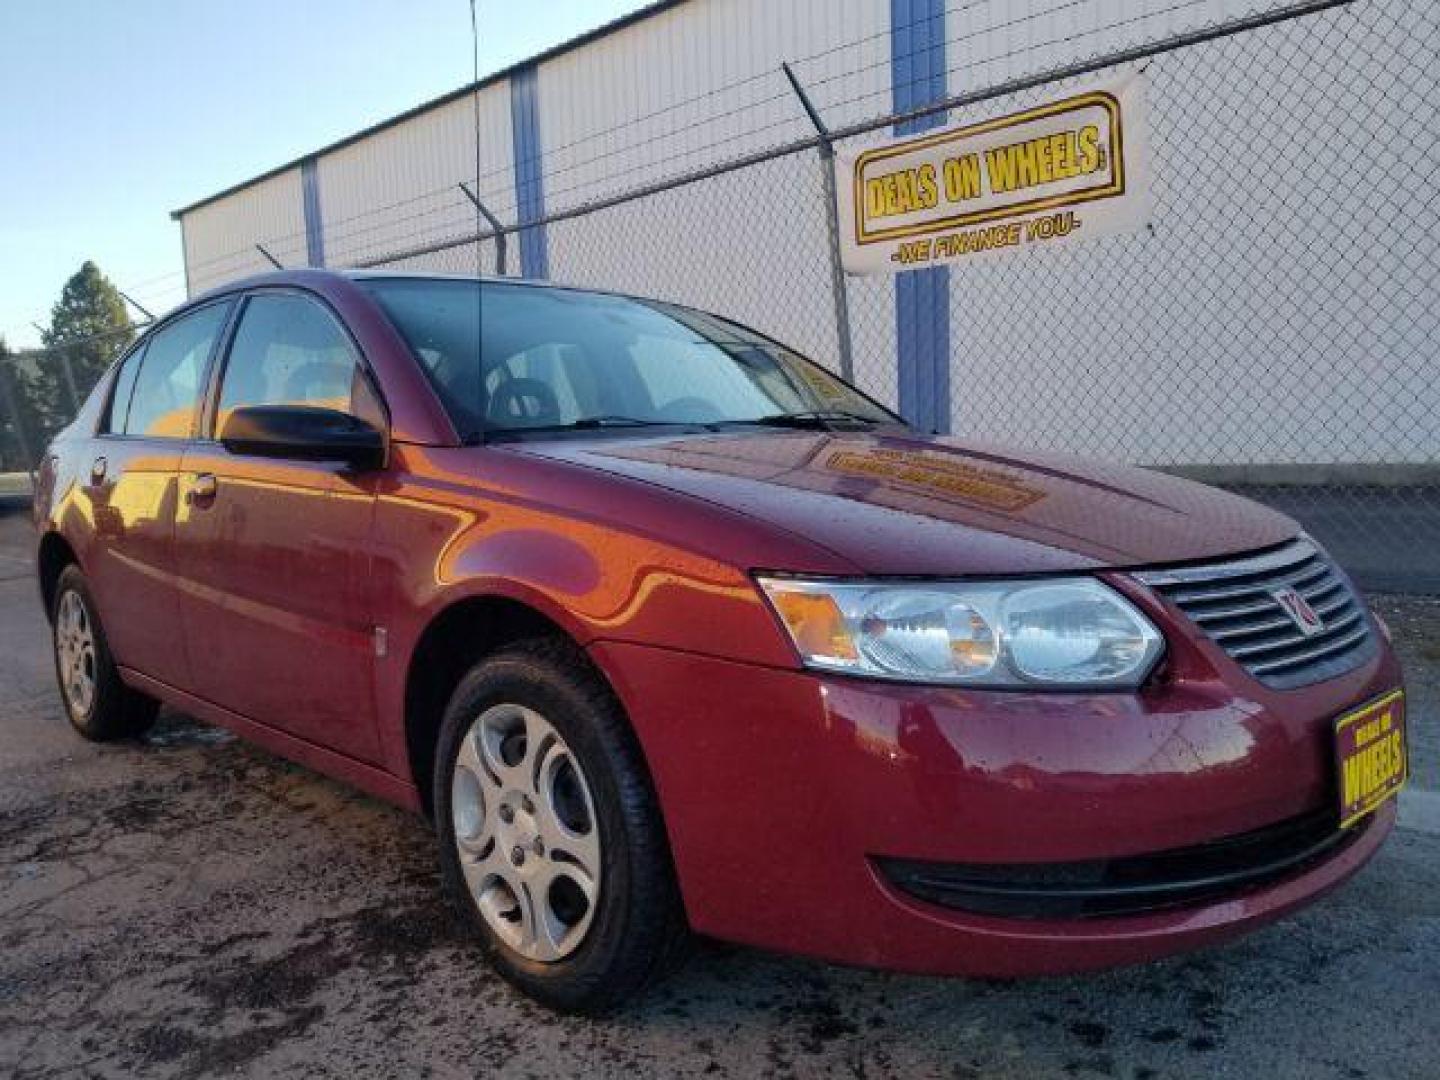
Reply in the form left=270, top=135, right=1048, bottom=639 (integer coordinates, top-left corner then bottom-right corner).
left=486, top=416, right=683, bottom=436
left=568, top=415, right=673, bottom=429
left=716, top=409, right=883, bottom=430
left=478, top=411, right=889, bottom=440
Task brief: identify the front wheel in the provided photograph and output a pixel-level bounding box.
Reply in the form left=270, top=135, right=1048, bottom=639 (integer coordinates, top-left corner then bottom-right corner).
left=434, top=639, right=688, bottom=1013
left=51, top=565, right=158, bottom=741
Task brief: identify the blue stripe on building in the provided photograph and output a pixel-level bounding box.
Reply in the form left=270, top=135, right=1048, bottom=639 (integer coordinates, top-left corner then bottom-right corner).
left=301, top=158, right=325, bottom=268
left=891, top=0, right=950, bottom=433
left=509, top=64, right=549, bottom=279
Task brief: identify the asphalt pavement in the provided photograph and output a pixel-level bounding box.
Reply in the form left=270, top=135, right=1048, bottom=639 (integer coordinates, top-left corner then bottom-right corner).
left=1, top=505, right=1437, bottom=1079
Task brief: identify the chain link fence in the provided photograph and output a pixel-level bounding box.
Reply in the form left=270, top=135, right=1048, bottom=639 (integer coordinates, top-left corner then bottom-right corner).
left=0, top=325, right=142, bottom=481
left=362, top=0, right=1436, bottom=590
left=836, top=0, right=1439, bottom=590
left=4, top=0, right=1435, bottom=590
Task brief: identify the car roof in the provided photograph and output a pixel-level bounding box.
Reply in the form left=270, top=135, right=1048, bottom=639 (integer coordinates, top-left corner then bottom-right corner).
left=134, top=269, right=752, bottom=368
left=179, top=267, right=645, bottom=314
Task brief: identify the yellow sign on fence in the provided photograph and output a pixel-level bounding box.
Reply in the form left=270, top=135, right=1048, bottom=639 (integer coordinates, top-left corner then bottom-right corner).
left=836, top=72, right=1150, bottom=274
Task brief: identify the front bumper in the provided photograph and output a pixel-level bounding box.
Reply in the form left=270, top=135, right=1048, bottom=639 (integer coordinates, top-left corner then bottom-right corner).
left=590, top=618, right=1403, bottom=977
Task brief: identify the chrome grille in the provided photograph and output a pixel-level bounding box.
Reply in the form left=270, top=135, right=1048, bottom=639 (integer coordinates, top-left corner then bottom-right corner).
left=1135, top=540, right=1376, bottom=690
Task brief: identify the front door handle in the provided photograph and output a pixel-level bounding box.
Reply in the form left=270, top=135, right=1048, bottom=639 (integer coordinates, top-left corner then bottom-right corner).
left=90, top=457, right=107, bottom=485
left=187, top=473, right=218, bottom=508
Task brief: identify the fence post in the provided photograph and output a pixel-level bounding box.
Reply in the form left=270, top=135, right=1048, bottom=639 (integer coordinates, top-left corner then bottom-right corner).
left=33, top=323, right=79, bottom=416
left=781, top=62, right=856, bottom=383
left=459, top=182, right=509, bottom=276
left=118, top=290, right=155, bottom=322
left=56, top=348, right=80, bottom=417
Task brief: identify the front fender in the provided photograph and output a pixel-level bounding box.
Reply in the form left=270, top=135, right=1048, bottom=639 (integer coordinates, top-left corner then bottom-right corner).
left=368, top=451, right=818, bottom=780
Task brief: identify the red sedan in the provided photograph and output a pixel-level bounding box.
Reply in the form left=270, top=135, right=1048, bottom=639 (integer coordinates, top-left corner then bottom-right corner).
left=33, top=270, right=1407, bottom=1012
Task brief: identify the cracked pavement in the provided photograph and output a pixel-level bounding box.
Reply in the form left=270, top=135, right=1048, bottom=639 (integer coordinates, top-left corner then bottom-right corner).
left=1, top=506, right=1437, bottom=1079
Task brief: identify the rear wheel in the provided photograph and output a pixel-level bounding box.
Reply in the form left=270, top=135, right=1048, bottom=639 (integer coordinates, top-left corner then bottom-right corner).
left=434, top=638, right=687, bottom=1013
left=51, top=565, right=158, bottom=741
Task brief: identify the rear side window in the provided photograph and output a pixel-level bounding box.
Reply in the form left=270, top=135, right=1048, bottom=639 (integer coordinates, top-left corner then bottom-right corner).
left=124, top=304, right=229, bottom=438
left=104, top=343, right=146, bottom=434
left=216, top=293, right=380, bottom=432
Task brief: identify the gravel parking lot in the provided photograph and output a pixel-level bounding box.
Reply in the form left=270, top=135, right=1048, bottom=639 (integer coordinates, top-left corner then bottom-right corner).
left=1, top=505, right=1437, bottom=1079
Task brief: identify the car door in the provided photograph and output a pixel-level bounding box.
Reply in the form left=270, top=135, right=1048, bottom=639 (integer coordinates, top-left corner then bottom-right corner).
left=173, top=289, right=386, bottom=762
left=81, top=301, right=232, bottom=690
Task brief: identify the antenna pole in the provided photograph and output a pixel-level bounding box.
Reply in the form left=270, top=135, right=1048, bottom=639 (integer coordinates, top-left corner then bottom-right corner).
left=468, top=0, right=487, bottom=443
left=468, top=0, right=484, bottom=280
left=255, top=244, right=283, bottom=270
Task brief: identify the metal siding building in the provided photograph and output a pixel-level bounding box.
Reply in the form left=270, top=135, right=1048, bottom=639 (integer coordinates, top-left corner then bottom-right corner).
left=171, top=0, right=1439, bottom=470
left=180, top=167, right=308, bottom=296
left=173, top=0, right=903, bottom=382
left=317, top=88, right=514, bottom=272
left=533, top=0, right=894, bottom=374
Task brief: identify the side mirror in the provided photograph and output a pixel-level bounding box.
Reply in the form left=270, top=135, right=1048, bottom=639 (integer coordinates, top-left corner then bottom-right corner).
left=219, top=405, right=386, bottom=470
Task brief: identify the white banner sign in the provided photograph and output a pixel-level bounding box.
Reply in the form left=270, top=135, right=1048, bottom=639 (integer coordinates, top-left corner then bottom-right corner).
left=836, top=72, right=1150, bottom=275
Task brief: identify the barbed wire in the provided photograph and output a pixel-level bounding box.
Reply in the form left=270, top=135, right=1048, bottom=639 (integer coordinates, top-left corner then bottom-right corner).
left=5, top=0, right=1357, bottom=348
left=98, top=0, right=1204, bottom=304
left=4, top=0, right=1434, bottom=600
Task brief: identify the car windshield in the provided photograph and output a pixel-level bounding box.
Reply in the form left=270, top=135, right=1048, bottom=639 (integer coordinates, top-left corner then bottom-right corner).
left=361, top=278, right=900, bottom=440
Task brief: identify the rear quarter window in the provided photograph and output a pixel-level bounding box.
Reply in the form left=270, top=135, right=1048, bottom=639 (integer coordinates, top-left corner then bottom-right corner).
left=103, top=343, right=146, bottom=434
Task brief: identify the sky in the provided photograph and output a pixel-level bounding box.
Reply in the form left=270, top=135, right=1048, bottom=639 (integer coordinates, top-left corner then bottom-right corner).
left=0, top=0, right=651, bottom=349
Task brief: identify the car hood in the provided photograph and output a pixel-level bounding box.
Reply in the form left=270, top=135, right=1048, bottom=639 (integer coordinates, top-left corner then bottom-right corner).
left=514, top=430, right=1298, bottom=576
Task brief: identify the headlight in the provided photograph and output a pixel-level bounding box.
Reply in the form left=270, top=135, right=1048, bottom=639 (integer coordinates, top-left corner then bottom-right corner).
left=756, top=576, right=1164, bottom=688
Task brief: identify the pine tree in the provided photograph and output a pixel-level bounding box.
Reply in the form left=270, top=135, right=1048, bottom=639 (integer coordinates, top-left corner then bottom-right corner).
left=34, top=261, right=134, bottom=430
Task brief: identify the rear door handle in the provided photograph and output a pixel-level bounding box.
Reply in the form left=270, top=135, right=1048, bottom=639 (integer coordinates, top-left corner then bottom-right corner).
left=89, top=457, right=107, bottom=485
left=188, top=473, right=218, bottom=507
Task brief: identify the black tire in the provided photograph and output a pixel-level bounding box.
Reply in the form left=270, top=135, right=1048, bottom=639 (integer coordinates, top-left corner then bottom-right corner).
left=51, top=565, right=159, bottom=741
left=433, top=637, right=688, bottom=1013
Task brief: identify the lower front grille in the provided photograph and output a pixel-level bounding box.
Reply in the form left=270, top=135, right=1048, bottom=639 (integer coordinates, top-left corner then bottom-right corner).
left=1134, top=539, right=1377, bottom=690
left=876, top=808, right=1368, bottom=920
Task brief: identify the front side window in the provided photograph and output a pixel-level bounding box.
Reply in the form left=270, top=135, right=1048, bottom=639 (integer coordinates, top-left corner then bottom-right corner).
left=124, top=303, right=229, bottom=438
left=216, top=293, right=379, bottom=433
left=361, top=279, right=899, bottom=440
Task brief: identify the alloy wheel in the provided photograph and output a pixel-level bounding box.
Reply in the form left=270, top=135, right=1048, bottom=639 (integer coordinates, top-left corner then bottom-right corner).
left=56, top=590, right=97, bottom=719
